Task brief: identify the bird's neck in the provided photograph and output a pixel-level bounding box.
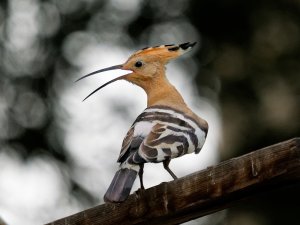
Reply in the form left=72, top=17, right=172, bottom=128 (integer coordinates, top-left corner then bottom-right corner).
left=144, top=76, right=187, bottom=109
left=144, top=77, right=208, bottom=129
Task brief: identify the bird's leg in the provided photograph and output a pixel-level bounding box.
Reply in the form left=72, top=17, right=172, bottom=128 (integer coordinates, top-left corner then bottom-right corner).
left=134, top=164, right=146, bottom=200
left=163, top=159, right=178, bottom=180
left=138, top=164, right=145, bottom=189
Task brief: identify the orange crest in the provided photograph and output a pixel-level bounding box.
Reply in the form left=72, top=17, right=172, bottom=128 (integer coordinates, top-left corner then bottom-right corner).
left=131, top=42, right=197, bottom=63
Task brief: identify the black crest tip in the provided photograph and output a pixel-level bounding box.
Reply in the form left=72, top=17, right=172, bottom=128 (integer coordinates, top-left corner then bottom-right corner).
left=179, top=42, right=197, bottom=50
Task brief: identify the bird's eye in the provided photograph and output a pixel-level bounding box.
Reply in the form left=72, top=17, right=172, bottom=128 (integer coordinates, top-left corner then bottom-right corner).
left=135, top=61, right=143, bottom=68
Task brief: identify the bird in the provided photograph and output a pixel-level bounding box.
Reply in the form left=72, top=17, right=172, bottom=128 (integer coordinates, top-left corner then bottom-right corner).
left=76, top=42, right=208, bottom=203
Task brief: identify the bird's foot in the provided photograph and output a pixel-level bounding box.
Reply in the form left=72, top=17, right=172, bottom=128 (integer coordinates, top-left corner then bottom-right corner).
left=136, top=187, right=145, bottom=194
left=135, top=187, right=145, bottom=199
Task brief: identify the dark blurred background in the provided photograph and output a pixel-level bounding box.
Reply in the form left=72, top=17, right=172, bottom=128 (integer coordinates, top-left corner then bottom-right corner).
left=0, top=0, right=299, bottom=224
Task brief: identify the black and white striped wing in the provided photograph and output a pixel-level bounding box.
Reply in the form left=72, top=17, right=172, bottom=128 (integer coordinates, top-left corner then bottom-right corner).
left=136, top=121, right=200, bottom=162
left=117, top=120, right=152, bottom=164
left=121, top=106, right=207, bottom=164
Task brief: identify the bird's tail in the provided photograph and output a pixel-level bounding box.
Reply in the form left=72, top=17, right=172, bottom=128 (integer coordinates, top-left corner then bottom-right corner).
left=104, top=168, right=137, bottom=203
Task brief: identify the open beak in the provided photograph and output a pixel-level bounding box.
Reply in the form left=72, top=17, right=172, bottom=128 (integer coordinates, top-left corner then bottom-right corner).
left=76, top=64, right=130, bottom=101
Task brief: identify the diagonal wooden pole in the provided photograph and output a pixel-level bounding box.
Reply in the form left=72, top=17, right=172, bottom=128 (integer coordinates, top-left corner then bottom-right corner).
left=45, top=138, right=300, bottom=225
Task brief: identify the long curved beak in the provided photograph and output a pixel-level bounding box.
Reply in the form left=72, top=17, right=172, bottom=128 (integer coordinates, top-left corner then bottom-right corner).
left=76, top=64, right=130, bottom=101
left=75, top=64, right=123, bottom=82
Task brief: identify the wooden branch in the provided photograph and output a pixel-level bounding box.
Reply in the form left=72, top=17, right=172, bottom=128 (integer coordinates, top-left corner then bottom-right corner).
left=46, top=138, right=300, bottom=225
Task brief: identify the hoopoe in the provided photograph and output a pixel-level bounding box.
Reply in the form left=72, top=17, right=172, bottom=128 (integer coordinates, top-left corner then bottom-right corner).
left=77, top=42, right=208, bottom=203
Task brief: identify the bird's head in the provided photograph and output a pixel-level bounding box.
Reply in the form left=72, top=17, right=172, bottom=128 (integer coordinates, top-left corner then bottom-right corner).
left=76, top=42, right=196, bottom=101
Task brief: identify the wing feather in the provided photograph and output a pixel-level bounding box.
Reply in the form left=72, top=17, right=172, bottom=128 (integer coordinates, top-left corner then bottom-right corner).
left=137, top=123, right=194, bottom=162
left=117, top=106, right=207, bottom=165
left=117, top=126, right=134, bottom=163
